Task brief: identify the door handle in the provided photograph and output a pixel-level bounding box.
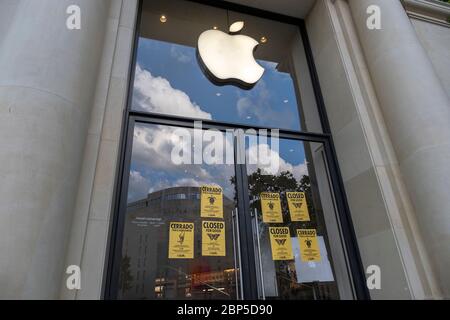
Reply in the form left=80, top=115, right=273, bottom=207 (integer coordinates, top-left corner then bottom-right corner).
left=252, top=208, right=266, bottom=299
left=231, top=208, right=244, bottom=300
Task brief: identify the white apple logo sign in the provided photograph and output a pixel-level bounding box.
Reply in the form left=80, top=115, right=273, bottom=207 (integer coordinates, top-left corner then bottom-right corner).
left=197, top=21, right=265, bottom=89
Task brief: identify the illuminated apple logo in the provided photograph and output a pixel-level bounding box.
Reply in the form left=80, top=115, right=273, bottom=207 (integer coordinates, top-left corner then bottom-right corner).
left=197, top=21, right=265, bottom=89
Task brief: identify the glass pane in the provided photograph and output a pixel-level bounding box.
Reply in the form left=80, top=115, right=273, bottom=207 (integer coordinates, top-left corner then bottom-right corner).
left=118, top=123, right=239, bottom=300
left=244, top=135, right=352, bottom=300
left=132, top=0, right=323, bottom=132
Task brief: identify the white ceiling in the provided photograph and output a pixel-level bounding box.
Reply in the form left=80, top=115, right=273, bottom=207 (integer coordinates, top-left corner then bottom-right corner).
left=224, top=0, right=317, bottom=19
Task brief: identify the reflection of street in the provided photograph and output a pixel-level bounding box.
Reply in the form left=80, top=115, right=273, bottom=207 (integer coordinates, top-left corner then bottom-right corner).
left=163, top=266, right=236, bottom=298
left=119, top=186, right=236, bottom=300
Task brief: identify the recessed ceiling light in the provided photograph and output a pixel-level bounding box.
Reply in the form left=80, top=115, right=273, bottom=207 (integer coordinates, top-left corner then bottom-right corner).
left=213, top=26, right=218, bottom=30
left=160, top=15, right=167, bottom=23
left=260, top=36, right=267, bottom=43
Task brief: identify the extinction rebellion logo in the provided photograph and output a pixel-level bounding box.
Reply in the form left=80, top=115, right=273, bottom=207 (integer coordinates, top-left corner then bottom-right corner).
left=207, top=233, right=221, bottom=241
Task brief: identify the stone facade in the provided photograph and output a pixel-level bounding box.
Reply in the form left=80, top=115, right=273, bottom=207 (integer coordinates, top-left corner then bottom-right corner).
left=0, top=0, right=448, bottom=299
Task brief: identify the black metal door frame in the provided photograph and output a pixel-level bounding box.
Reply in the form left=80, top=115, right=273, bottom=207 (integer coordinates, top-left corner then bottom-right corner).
left=102, top=0, right=370, bottom=300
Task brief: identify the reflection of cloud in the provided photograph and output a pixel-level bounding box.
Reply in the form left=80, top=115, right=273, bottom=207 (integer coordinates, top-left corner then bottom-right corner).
left=170, top=45, right=193, bottom=63
left=130, top=125, right=236, bottom=200
left=247, top=143, right=307, bottom=180
left=133, top=64, right=212, bottom=119
left=236, top=97, right=254, bottom=117
left=236, top=79, right=295, bottom=128
left=128, top=170, right=151, bottom=202
left=133, top=125, right=210, bottom=179
left=130, top=125, right=306, bottom=203
left=173, top=178, right=221, bottom=188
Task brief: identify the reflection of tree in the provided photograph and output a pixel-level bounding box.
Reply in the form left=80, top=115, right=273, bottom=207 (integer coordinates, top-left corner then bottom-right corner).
left=231, top=168, right=318, bottom=231
left=119, top=255, right=134, bottom=293
left=248, top=169, right=309, bottom=193
left=231, top=169, right=320, bottom=299
left=248, top=169, right=299, bottom=195
left=231, top=169, right=312, bottom=218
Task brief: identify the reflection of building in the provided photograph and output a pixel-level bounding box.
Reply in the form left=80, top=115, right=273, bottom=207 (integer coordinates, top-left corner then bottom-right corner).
left=120, top=187, right=236, bottom=300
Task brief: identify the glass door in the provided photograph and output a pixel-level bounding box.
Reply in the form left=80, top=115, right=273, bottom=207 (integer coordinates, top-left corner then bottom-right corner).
left=116, top=121, right=241, bottom=300
left=110, top=118, right=355, bottom=300
left=242, top=133, right=354, bottom=300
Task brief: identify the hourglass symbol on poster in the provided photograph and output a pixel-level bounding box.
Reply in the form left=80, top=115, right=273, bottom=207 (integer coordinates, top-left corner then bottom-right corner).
left=178, top=231, right=185, bottom=245
left=305, top=238, right=312, bottom=249
left=207, top=233, right=220, bottom=241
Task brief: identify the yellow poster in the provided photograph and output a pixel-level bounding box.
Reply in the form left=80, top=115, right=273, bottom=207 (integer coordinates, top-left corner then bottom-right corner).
left=297, top=229, right=321, bottom=262
left=168, top=222, right=194, bottom=259
left=260, top=192, right=283, bottom=223
left=286, top=192, right=310, bottom=222
left=202, top=221, right=226, bottom=256
left=269, top=227, right=293, bottom=260
left=200, top=185, right=223, bottom=218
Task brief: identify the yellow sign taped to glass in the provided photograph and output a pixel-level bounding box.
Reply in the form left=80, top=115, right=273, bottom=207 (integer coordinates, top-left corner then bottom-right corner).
left=202, top=221, right=226, bottom=256
left=200, top=185, right=223, bottom=218
left=168, top=222, right=194, bottom=259
left=260, top=192, right=283, bottom=223
left=297, top=228, right=321, bottom=262
left=286, top=192, right=310, bottom=222
left=269, top=226, right=293, bottom=260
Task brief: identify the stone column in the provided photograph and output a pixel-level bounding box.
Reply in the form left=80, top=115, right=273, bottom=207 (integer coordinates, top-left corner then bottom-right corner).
left=348, top=0, right=450, bottom=297
left=0, top=1, right=19, bottom=48
left=0, top=0, right=109, bottom=299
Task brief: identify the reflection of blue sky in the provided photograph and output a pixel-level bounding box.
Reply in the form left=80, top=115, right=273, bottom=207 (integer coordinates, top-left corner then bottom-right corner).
left=127, top=125, right=308, bottom=203
left=127, top=39, right=308, bottom=203
left=249, top=136, right=306, bottom=167
left=134, top=38, right=301, bottom=130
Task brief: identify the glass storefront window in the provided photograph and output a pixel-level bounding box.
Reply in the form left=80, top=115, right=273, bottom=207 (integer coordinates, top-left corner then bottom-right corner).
left=120, top=123, right=239, bottom=300
left=244, top=135, right=344, bottom=299
left=131, top=0, right=323, bottom=132
left=116, top=119, right=353, bottom=300
left=108, top=0, right=363, bottom=301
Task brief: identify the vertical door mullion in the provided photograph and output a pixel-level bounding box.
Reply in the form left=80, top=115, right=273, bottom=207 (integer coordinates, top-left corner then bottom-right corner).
left=233, top=131, right=259, bottom=300
left=106, top=115, right=136, bottom=299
